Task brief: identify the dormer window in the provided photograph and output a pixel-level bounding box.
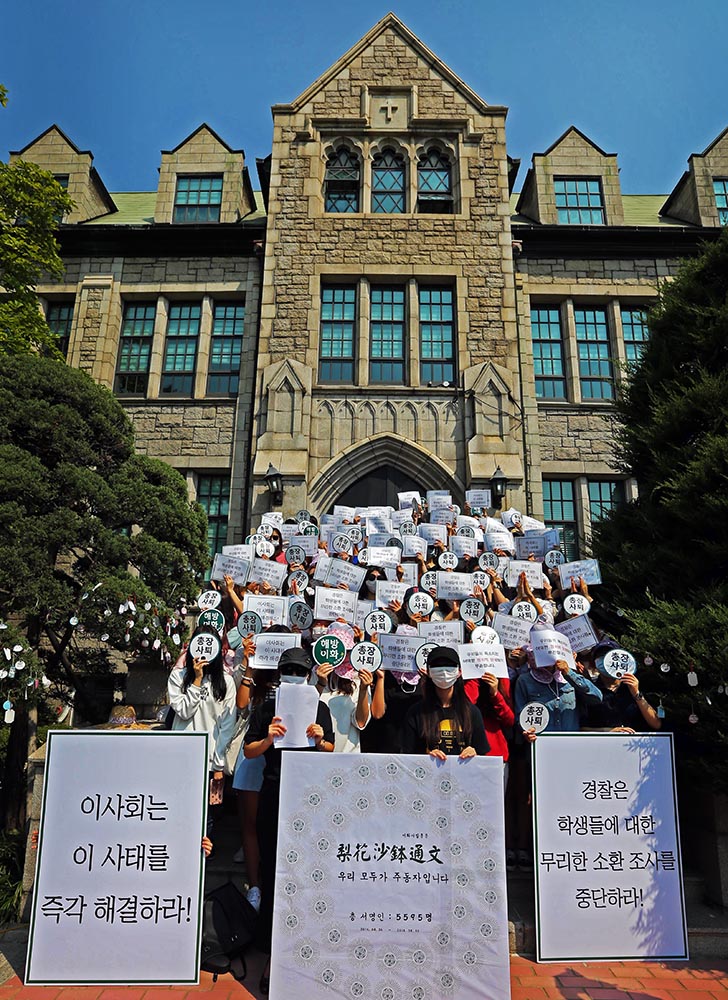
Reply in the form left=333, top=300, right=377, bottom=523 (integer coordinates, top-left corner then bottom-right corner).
left=554, top=177, right=605, bottom=225
left=371, top=148, right=406, bottom=213
left=417, top=149, right=453, bottom=214
left=173, top=175, right=223, bottom=223
left=324, top=148, right=360, bottom=213
left=714, top=179, right=728, bottom=225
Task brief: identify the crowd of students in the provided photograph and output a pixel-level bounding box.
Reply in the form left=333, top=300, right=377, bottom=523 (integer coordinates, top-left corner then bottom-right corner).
left=164, top=493, right=659, bottom=994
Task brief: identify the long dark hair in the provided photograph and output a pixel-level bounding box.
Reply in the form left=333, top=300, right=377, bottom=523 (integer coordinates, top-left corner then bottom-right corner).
left=182, top=627, right=227, bottom=701
left=419, top=674, right=472, bottom=751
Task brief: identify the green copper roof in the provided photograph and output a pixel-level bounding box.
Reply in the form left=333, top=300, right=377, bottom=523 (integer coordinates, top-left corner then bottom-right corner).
left=82, top=189, right=266, bottom=226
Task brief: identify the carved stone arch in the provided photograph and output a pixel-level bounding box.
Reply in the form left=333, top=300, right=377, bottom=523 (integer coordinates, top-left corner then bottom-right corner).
left=261, top=358, right=311, bottom=437
left=423, top=400, right=440, bottom=444
left=401, top=400, right=418, bottom=441
left=308, top=433, right=465, bottom=514
left=321, top=140, right=363, bottom=213
left=383, top=399, right=398, bottom=434
left=321, top=137, right=364, bottom=164
left=414, top=137, right=457, bottom=161
left=318, top=398, right=336, bottom=451
left=464, top=361, right=513, bottom=440
left=357, top=399, right=377, bottom=439
left=368, top=136, right=409, bottom=161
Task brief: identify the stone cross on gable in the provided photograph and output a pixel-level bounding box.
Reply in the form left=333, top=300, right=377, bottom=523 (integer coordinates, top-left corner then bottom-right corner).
left=380, top=98, right=399, bottom=123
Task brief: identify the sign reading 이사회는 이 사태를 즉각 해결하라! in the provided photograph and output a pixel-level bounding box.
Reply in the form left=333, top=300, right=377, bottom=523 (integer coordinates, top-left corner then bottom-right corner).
left=25, top=730, right=209, bottom=985
left=270, top=753, right=512, bottom=1000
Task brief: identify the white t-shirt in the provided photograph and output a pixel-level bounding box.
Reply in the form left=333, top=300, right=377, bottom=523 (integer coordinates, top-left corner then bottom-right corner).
left=320, top=680, right=369, bottom=753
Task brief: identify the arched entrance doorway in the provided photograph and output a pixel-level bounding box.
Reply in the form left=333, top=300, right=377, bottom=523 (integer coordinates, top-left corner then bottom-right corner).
left=332, top=465, right=424, bottom=511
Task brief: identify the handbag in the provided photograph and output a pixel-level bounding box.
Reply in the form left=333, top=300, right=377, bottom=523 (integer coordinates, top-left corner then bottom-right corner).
left=222, top=711, right=249, bottom=778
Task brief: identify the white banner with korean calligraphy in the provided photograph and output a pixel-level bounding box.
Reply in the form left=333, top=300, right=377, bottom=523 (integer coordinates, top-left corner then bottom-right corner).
left=270, top=753, right=511, bottom=1000
left=26, top=730, right=208, bottom=984
left=532, top=733, right=688, bottom=962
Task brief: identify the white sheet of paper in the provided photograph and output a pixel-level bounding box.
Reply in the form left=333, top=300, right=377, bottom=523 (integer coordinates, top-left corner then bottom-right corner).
left=324, top=559, right=366, bottom=592
left=210, top=553, right=250, bottom=586
left=531, top=628, right=576, bottom=672
left=458, top=644, right=508, bottom=680
left=248, top=557, right=287, bottom=591
left=378, top=633, right=426, bottom=672
left=504, top=560, right=545, bottom=590
left=558, top=558, right=602, bottom=588
left=251, top=632, right=302, bottom=669
left=366, top=546, right=401, bottom=568
left=375, top=580, right=409, bottom=609
left=555, top=615, right=598, bottom=653
left=492, top=612, right=533, bottom=649
left=417, top=619, right=463, bottom=645
left=274, top=683, right=321, bottom=749
left=313, top=587, right=358, bottom=623
left=436, top=571, right=474, bottom=600
left=243, top=594, right=288, bottom=627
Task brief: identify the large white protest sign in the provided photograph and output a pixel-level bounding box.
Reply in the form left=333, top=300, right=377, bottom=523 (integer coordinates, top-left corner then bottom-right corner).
left=378, top=633, right=426, bottom=672
left=243, top=593, right=288, bottom=627
left=458, top=644, right=508, bottom=680
left=251, top=632, right=302, bottom=669
left=531, top=628, right=576, bottom=672
left=418, top=619, right=464, bottom=645
left=248, top=557, right=288, bottom=591
left=366, top=546, right=401, bottom=568
left=532, top=733, right=688, bottom=962
left=324, top=559, right=366, bottom=592
left=504, top=560, right=544, bottom=590
left=290, top=534, right=319, bottom=558
left=313, top=587, right=358, bottom=624
left=555, top=614, right=598, bottom=653
left=210, top=553, right=250, bottom=586
left=466, top=488, right=492, bottom=508
left=436, top=571, right=474, bottom=600
left=450, top=535, right=478, bottom=559
left=417, top=523, right=448, bottom=546
left=26, top=731, right=207, bottom=985
left=375, top=580, right=409, bottom=609
left=558, top=558, right=602, bottom=589
left=492, top=612, right=533, bottom=649
left=270, top=754, right=510, bottom=1000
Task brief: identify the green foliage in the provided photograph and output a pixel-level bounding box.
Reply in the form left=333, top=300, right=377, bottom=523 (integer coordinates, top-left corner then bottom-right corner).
left=0, top=832, right=23, bottom=924
left=593, top=230, right=728, bottom=778
left=0, top=356, right=209, bottom=718
left=0, top=159, right=74, bottom=355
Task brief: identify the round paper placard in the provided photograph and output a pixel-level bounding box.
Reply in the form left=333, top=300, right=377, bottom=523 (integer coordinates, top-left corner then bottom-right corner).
left=544, top=549, right=566, bottom=568
left=386, top=537, right=403, bottom=548
left=289, top=601, right=314, bottom=631
left=196, top=609, right=225, bottom=634
left=399, top=521, right=417, bottom=536
left=357, top=547, right=369, bottom=565
left=197, top=590, right=222, bottom=611
left=286, top=570, right=310, bottom=593
left=350, top=642, right=383, bottom=673
left=415, top=641, right=438, bottom=673
left=258, top=523, right=274, bottom=539
left=470, top=625, right=500, bottom=646
left=248, top=533, right=264, bottom=547
left=519, top=702, right=549, bottom=733
left=364, top=610, right=394, bottom=636
left=302, top=524, right=319, bottom=536
left=562, top=593, right=590, bottom=617
left=460, top=598, right=486, bottom=625
left=312, top=635, right=346, bottom=667
left=256, top=539, right=275, bottom=559
left=346, top=526, right=363, bottom=544
left=286, top=545, right=306, bottom=566
left=511, top=601, right=538, bottom=623
left=603, top=649, right=637, bottom=679
left=420, top=571, right=437, bottom=592
left=189, top=631, right=222, bottom=662
left=479, top=552, right=499, bottom=571
left=332, top=533, right=352, bottom=555
left=457, top=526, right=475, bottom=538
left=237, top=611, right=263, bottom=635
left=438, top=551, right=459, bottom=570
left=296, top=509, right=311, bottom=523
left=407, top=591, right=435, bottom=617
left=472, top=571, right=490, bottom=591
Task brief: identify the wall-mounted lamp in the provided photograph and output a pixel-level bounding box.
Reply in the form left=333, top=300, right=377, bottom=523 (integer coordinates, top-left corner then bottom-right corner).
left=489, top=466, right=508, bottom=511
left=264, top=463, right=283, bottom=506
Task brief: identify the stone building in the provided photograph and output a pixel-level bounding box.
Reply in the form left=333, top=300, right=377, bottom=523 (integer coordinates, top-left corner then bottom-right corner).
left=8, top=13, right=728, bottom=559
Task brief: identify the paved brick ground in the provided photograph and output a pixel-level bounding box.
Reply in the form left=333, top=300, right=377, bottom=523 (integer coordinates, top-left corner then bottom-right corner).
left=4, top=955, right=728, bottom=1000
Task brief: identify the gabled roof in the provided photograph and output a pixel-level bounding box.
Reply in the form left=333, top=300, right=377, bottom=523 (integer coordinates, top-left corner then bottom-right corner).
left=162, top=123, right=244, bottom=156
left=538, top=125, right=616, bottom=159
left=698, top=123, right=728, bottom=157
left=10, top=123, right=92, bottom=157
left=275, top=12, right=503, bottom=118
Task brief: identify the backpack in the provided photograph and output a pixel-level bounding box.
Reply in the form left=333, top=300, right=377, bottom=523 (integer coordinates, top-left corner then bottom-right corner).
left=200, top=880, right=257, bottom=982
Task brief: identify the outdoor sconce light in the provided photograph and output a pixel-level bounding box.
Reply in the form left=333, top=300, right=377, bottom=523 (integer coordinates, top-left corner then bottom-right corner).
left=489, top=466, right=508, bottom=511
left=264, top=463, right=283, bottom=506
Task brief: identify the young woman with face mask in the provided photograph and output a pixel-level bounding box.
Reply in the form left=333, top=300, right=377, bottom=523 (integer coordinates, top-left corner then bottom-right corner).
left=244, top=646, right=334, bottom=994
left=401, top=646, right=489, bottom=759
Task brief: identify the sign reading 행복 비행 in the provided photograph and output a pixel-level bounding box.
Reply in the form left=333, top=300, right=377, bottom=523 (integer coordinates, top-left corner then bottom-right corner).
left=532, top=732, right=688, bottom=962
left=26, top=730, right=208, bottom=985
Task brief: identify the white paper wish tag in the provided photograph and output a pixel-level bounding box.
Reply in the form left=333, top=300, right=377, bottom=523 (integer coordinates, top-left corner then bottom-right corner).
left=520, top=702, right=549, bottom=733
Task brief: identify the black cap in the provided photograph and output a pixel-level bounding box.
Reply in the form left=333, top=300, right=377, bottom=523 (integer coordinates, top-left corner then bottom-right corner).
left=279, top=647, right=313, bottom=673
left=427, top=646, right=460, bottom=669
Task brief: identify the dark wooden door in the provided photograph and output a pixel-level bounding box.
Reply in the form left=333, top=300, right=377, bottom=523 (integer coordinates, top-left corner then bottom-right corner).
left=331, top=465, right=424, bottom=511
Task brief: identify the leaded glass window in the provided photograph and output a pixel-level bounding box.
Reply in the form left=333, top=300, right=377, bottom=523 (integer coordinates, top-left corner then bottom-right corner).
left=588, top=480, right=625, bottom=522
left=543, top=480, right=578, bottom=560
left=621, top=307, right=649, bottom=363
left=197, top=474, right=230, bottom=559
left=46, top=301, right=74, bottom=359
left=714, top=179, right=728, bottom=225
left=417, top=149, right=453, bottom=214
left=115, top=303, right=155, bottom=396
left=325, top=148, right=360, bottom=213
left=370, top=287, right=405, bottom=382
left=371, top=148, right=406, bottom=213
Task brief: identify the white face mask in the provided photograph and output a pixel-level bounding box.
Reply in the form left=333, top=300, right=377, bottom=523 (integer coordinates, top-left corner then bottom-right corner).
left=280, top=674, right=307, bottom=685
left=311, top=627, right=327, bottom=639
left=429, top=666, right=460, bottom=689
left=365, top=580, right=377, bottom=594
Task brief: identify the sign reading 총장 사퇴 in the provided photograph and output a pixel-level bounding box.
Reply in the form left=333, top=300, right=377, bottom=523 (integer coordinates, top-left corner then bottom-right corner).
left=25, top=730, right=208, bottom=985
left=532, top=733, right=688, bottom=962
left=270, top=754, right=511, bottom=1000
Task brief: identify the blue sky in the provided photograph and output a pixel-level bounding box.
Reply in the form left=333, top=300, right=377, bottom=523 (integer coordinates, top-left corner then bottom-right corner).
left=1, top=0, right=726, bottom=195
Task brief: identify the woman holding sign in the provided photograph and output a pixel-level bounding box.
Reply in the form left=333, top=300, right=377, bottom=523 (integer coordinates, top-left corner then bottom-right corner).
left=167, top=626, right=237, bottom=837
left=401, top=647, right=489, bottom=758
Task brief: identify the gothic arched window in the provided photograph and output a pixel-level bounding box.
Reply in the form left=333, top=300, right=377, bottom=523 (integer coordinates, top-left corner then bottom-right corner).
left=417, top=148, right=453, bottom=213
left=371, top=148, right=406, bottom=213
left=324, top=147, right=360, bottom=213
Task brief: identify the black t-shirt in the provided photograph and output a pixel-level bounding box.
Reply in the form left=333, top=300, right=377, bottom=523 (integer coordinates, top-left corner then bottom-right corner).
left=359, top=672, right=422, bottom=754
left=401, top=701, right=490, bottom=756
left=245, top=694, right=335, bottom=787
left=585, top=684, right=647, bottom=732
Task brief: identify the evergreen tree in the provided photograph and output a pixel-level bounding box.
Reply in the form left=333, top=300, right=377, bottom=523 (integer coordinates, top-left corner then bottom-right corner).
left=594, top=229, right=728, bottom=781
